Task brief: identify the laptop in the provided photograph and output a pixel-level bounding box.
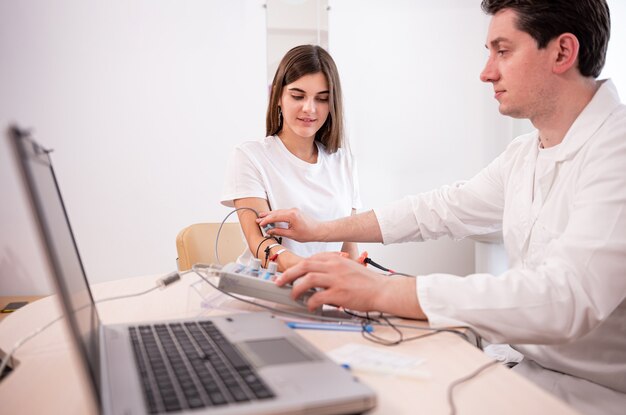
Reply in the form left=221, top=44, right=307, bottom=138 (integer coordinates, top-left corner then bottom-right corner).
left=9, top=125, right=376, bottom=415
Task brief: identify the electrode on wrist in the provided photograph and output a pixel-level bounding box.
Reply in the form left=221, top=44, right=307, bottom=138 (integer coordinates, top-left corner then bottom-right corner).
left=264, top=243, right=281, bottom=267
left=266, top=243, right=281, bottom=252
left=269, top=248, right=287, bottom=262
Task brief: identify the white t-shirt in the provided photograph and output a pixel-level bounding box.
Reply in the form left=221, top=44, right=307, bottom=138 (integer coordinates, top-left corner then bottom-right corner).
left=532, top=140, right=560, bottom=203
left=221, top=135, right=361, bottom=265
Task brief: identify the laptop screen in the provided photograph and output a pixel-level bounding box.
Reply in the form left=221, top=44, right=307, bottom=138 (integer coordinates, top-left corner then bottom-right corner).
left=10, top=126, right=101, bottom=396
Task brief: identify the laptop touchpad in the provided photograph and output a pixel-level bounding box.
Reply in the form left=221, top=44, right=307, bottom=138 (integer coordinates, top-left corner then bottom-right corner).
left=241, top=338, right=315, bottom=367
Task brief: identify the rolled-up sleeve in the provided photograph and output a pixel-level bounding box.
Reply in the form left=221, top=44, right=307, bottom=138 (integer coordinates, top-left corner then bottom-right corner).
left=374, top=198, right=422, bottom=244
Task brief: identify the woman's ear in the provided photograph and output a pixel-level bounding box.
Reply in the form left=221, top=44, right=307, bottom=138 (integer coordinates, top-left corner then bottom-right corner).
left=552, top=33, right=580, bottom=75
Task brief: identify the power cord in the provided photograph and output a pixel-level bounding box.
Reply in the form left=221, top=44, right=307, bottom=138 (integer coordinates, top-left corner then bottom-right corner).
left=338, top=311, right=495, bottom=415
left=0, top=313, right=63, bottom=380
left=0, top=270, right=186, bottom=379
left=448, top=359, right=499, bottom=415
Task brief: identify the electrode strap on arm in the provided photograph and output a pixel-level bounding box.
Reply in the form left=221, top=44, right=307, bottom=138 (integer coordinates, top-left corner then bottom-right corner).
left=264, top=243, right=282, bottom=267
left=269, top=248, right=287, bottom=262
left=266, top=243, right=281, bottom=252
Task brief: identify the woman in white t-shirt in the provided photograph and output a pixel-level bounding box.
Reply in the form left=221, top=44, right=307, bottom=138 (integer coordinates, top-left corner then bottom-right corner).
left=221, top=45, right=361, bottom=271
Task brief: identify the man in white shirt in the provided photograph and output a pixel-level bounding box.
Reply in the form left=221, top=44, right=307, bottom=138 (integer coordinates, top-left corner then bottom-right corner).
left=257, top=1, right=626, bottom=414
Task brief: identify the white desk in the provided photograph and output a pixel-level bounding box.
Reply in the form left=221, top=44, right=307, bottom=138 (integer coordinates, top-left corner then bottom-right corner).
left=0, top=271, right=580, bottom=414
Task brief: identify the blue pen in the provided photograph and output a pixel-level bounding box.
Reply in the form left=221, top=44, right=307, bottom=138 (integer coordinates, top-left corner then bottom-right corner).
left=286, top=321, right=374, bottom=333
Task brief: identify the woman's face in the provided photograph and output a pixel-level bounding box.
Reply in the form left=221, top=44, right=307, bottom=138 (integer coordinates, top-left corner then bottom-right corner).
left=279, top=72, right=330, bottom=141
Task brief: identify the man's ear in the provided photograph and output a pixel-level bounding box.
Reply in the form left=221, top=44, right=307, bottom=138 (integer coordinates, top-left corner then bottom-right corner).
left=552, top=33, right=579, bottom=74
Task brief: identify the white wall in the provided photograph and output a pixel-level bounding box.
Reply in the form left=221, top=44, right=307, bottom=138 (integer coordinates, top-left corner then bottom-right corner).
left=328, top=0, right=509, bottom=276
left=1, top=0, right=267, bottom=294
left=266, top=0, right=328, bottom=85
left=602, top=1, right=626, bottom=97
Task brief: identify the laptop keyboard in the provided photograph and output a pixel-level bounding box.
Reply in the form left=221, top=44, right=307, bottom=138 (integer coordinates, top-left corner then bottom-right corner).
left=129, top=320, right=275, bottom=413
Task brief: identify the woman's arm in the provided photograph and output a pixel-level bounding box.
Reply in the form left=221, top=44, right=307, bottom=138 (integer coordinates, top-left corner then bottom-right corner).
left=340, top=209, right=359, bottom=259
left=234, top=197, right=302, bottom=271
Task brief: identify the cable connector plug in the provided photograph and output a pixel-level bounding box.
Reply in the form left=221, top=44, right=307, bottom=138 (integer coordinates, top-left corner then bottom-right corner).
left=157, top=271, right=181, bottom=289
left=358, top=251, right=369, bottom=266
left=357, top=251, right=395, bottom=273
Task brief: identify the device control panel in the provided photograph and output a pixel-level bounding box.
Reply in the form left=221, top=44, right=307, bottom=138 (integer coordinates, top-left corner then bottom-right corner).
left=212, top=262, right=321, bottom=313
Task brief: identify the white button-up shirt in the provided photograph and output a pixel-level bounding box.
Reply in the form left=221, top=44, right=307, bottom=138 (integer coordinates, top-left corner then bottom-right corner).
left=375, top=80, right=626, bottom=408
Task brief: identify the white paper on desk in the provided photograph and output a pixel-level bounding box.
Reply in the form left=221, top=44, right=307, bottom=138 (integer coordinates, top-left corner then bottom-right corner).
left=327, top=343, right=430, bottom=380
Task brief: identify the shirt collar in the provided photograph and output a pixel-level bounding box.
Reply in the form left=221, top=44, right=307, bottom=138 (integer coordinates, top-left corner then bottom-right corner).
left=555, top=79, right=622, bottom=162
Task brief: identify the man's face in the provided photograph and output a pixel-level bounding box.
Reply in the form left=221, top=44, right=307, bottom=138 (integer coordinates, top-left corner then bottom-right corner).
left=480, top=9, right=555, bottom=120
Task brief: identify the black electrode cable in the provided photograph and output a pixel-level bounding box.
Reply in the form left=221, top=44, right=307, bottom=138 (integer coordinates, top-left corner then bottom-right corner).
left=364, top=257, right=393, bottom=273
left=216, top=206, right=281, bottom=266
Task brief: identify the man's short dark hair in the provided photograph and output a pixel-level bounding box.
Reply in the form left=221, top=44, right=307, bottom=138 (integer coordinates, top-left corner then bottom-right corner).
left=481, top=0, right=611, bottom=78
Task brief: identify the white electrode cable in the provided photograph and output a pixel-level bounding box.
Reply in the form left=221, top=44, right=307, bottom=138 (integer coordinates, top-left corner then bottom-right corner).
left=0, top=270, right=186, bottom=379
left=214, top=207, right=261, bottom=266
left=0, top=313, right=64, bottom=379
